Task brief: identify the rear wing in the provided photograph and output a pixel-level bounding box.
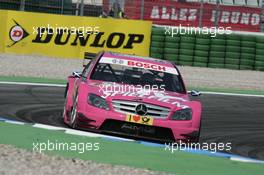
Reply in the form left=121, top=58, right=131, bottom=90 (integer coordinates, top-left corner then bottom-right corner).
left=83, top=52, right=97, bottom=67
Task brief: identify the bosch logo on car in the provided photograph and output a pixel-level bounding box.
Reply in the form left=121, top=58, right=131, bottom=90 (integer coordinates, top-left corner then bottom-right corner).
left=127, top=60, right=166, bottom=71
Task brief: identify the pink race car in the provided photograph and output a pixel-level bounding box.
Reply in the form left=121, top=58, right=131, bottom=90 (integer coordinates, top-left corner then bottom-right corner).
left=63, top=51, right=202, bottom=143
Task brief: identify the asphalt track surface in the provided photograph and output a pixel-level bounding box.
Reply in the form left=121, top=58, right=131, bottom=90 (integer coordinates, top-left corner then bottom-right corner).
left=0, top=83, right=264, bottom=160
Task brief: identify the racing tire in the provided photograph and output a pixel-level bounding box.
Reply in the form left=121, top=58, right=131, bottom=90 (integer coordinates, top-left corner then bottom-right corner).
left=210, top=45, right=225, bottom=52
left=152, top=27, right=165, bottom=36
left=255, top=55, right=264, bottom=62
left=150, top=47, right=163, bottom=53
left=256, top=43, right=264, bottom=50
left=226, top=40, right=240, bottom=46
left=180, top=36, right=195, bottom=43
left=225, top=52, right=240, bottom=58
left=240, top=53, right=255, bottom=60
left=152, top=35, right=165, bottom=42
left=194, top=56, right=208, bottom=63
left=225, top=58, right=240, bottom=65
left=226, top=34, right=240, bottom=40
left=195, top=50, right=209, bottom=57
left=62, top=84, right=69, bottom=118
left=209, top=51, right=225, bottom=58
left=241, top=41, right=255, bottom=48
left=165, top=36, right=180, bottom=43
left=193, top=62, right=207, bottom=67
left=240, top=47, right=255, bottom=54
left=179, top=55, right=193, bottom=62
left=164, top=48, right=179, bottom=54
left=241, top=35, right=255, bottom=42
left=150, top=53, right=163, bottom=59
left=165, top=42, right=179, bottom=48
left=214, top=34, right=226, bottom=39
left=209, top=57, right=225, bottom=64
left=226, top=46, right=240, bottom=52
left=70, top=94, right=78, bottom=128
left=256, top=49, right=264, bottom=55
left=255, top=60, right=264, bottom=67
left=164, top=54, right=178, bottom=61
left=180, top=43, right=195, bottom=50
left=151, top=41, right=164, bottom=48
left=195, top=121, right=203, bottom=143
left=196, top=38, right=210, bottom=45
left=255, top=66, right=264, bottom=71
left=196, top=34, right=211, bottom=39
left=208, top=63, right=225, bottom=68
left=225, top=64, right=240, bottom=70
left=239, top=65, right=253, bottom=70
left=240, top=59, right=254, bottom=66
left=179, top=49, right=193, bottom=56
left=211, top=39, right=225, bottom=45
left=256, top=36, right=264, bottom=43
left=178, top=60, right=193, bottom=66
left=195, top=44, right=210, bottom=51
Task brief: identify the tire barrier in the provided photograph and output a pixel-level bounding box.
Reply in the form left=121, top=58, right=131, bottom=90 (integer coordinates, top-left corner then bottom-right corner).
left=150, top=26, right=264, bottom=71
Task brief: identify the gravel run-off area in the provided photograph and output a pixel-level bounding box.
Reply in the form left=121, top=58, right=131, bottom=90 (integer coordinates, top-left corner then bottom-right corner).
left=1, top=53, right=264, bottom=91
left=0, top=144, right=169, bottom=175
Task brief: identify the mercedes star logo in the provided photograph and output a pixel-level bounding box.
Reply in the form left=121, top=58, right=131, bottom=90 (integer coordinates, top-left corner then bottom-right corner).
left=135, top=104, right=147, bottom=116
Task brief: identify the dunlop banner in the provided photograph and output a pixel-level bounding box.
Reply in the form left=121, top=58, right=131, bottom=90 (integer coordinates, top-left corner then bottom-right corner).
left=0, top=10, right=7, bottom=52
left=0, top=10, right=152, bottom=58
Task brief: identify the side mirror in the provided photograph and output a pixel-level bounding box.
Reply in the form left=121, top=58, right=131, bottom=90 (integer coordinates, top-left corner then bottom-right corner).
left=72, top=71, right=82, bottom=78
left=188, top=90, right=201, bottom=96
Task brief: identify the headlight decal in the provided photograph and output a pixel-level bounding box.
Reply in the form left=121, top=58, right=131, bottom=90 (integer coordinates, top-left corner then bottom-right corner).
left=88, top=93, right=110, bottom=110
left=171, top=108, right=192, bottom=121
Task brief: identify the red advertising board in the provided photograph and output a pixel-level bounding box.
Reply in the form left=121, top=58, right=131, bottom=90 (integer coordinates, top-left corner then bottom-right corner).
left=122, top=0, right=261, bottom=32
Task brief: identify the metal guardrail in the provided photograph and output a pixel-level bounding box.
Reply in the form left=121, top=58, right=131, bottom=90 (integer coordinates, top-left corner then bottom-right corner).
left=0, top=0, right=102, bottom=16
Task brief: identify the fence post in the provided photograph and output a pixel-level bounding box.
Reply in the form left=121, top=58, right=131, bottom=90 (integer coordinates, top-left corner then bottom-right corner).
left=140, top=0, right=145, bottom=20
left=113, top=1, right=119, bottom=18
left=80, top=0, right=84, bottom=16
left=261, top=0, right=264, bottom=32
left=198, top=0, right=204, bottom=28
left=20, top=0, right=25, bottom=11
left=214, top=0, right=220, bottom=28
left=61, top=0, right=64, bottom=14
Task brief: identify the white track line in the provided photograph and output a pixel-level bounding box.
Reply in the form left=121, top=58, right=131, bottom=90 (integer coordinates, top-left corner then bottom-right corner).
left=1, top=81, right=264, bottom=97
left=33, top=123, right=67, bottom=130
left=5, top=120, right=26, bottom=125
left=230, top=157, right=264, bottom=164
left=0, top=81, right=66, bottom=87
left=65, top=129, right=134, bottom=141
left=34, top=123, right=135, bottom=141
left=201, top=91, right=264, bottom=98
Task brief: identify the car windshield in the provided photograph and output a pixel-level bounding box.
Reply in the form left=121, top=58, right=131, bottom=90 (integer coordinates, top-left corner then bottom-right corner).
left=90, top=58, right=185, bottom=93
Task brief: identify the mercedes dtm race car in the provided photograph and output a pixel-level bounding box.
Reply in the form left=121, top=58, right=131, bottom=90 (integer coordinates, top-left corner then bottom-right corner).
left=63, top=51, right=202, bottom=143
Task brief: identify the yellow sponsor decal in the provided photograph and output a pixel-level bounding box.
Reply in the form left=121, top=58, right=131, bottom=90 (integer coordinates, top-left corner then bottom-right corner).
left=0, top=10, right=151, bottom=58
left=126, top=114, right=153, bottom=125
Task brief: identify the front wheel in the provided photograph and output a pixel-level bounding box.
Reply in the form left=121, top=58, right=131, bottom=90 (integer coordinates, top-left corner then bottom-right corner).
left=62, top=87, right=69, bottom=119
left=69, top=95, right=78, bottom=128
